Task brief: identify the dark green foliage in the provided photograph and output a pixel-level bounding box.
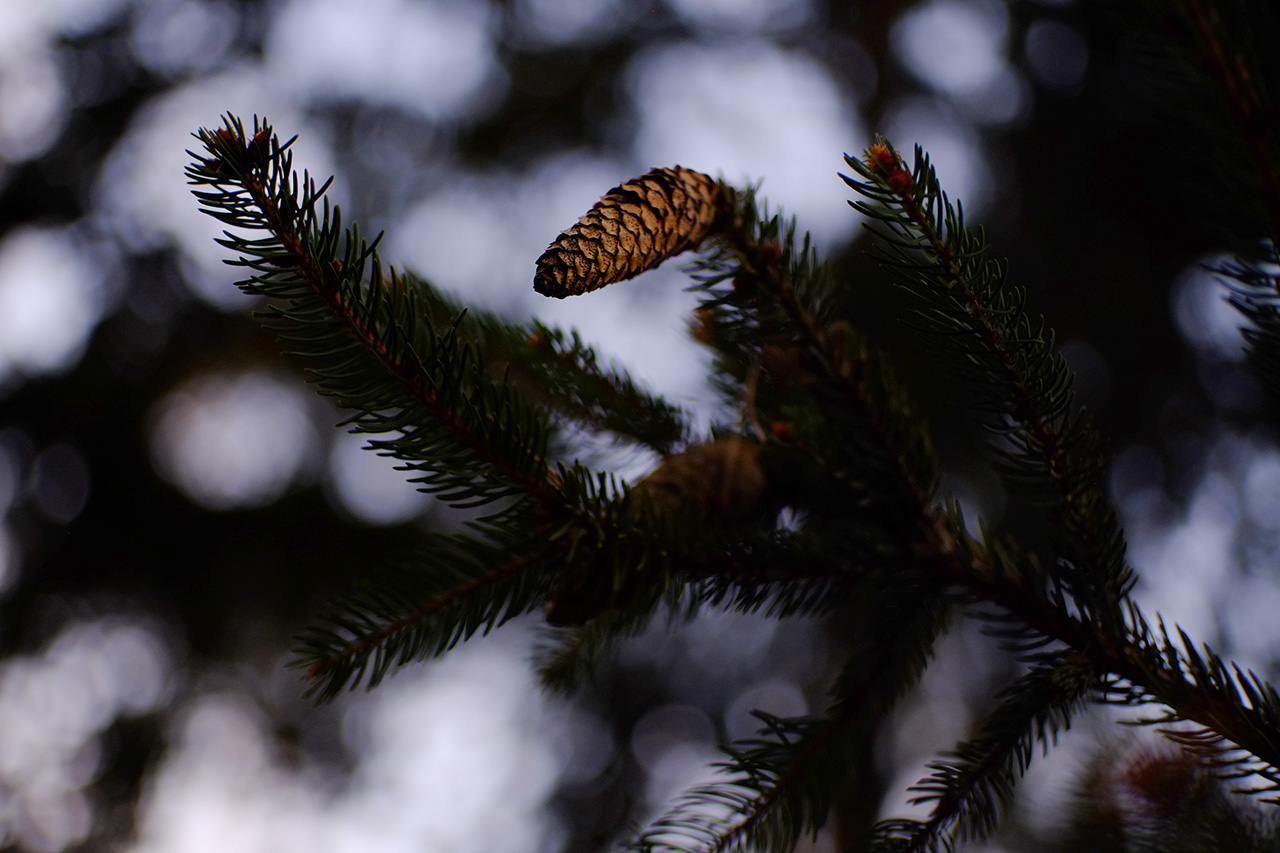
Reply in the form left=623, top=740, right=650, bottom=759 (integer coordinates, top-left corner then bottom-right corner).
left=294, top=523, right=560, bottom=701
left=685, top=182, right=940, bottom=539
left=843, top=142, right=1131, bottom=631
left=1146, top=1, right=1280, bottom=413
left=525, top=323, right=690, bottom=456
left=187, top=117, right=557, bottom=513
left=1224, top=246, right=1280, bottom=405
left=1053, top=741, right=1280, bottom=853
left=867, top=650, right=1094, bottom=852
left=189, top=106, right=1280, bottom=853
left=632, top=580, right=950, bottom=853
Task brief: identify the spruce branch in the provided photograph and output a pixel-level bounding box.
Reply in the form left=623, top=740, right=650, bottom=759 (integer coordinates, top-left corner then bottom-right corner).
left=869, top=650, right=1095, bottom=852
left=632, top=584, right=950, bottom=853
left=1222, top=246, right=1280, bottom=404
left=1178, top=0, right=1280, bottom=244
left=296, top=530, right=558, bottom=700
left=526, top=323, right=689, bottom=455
left=188, top=112, right=1280, bottom=849
left=374, top=275, right=690, bottom=456
left=842, top=141, right=1130, bottom=630
left=186, top=115, right=562, bottom=513
left=685, top=183, right=939, bottom=534
left=930, top=545, right=1280, bottom=800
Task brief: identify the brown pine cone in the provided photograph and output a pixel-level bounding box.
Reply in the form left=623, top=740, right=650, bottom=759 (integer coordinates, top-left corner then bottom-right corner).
left=628, top=435, right=768, bottom=526
left=544, top=435, right=768, bottom=625
left=534, top=166, right=724, bottom=298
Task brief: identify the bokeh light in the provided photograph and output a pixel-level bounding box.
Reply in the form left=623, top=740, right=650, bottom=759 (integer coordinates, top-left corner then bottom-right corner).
left=130, top=0, right=240, bottom=78
left=0, top=0, right=133, bottom=162
left=510, top=0, right=632, bottom=48
left=29, top=442, right=91, bottom=526
left=0, top=227, right=111, bottom=385
left=326, top=430, right=434, bottom=526
left=665, top=0, right=815, bottom=33
left=128, top=633, right=561, bottom=853
left=265, top=0, right=505, bottom=122
left=883, top=96, right=993, bottom=215
left=891, top=0, right=1009, bottom=98
left=0, top=617, right=172, bottom=852
left=1172, top=257, right=1247, bottom=362
left=627, top=39, right=865, bottom=249
left=95, top=66, right=333, bottom=307
left=148, top=369, right=320, bottom=510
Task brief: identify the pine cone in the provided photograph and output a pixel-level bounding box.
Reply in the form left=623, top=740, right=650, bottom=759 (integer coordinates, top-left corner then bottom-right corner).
left=534, top=166, right=724, bottom=298
left=628, top=435, right=768, bottom=526
left=544, top=435, right=768, bottom=625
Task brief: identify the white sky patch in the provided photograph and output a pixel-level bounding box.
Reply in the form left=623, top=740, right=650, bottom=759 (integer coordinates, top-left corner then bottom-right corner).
left=0, top=617, right=171, bottom=852
left=0, top=0, right=132, bottom=162
left=266, top=0, right=505, bottom=122
left=1243, top=451, right=1280, bottom=531
left=4, top=0, right=132, bottom=37
left=891, top=0, right=1029, bottom=126
left=1129, top=471, right=1239, bottom=644
left=131, top=0, right=240, bottom=78
left=883, top=96, right=993, bottom=217
left=392, top=153, right=630, bottom=310
left=1117, top=431, right=1280, bottom=666
left=534, top=272, right=720, bottom=434
left=94, top=64, right=334, bottom=308
left=148, top=369, right=320, bottom=510
left=891, top=0, right=1009, bottom=98
left=665, top=0, right=814, bottom=33
left=0, top=0, right=129, bottom=60
left=1222, top=573, right=1280, bottom=665
left=510, top=0, right=633, bottom=48
left=0, top=48, right=67, bottom=162
left=723, top=678, right=806, bottom=742
left=630, top=703, right=721, bottom=816
left=129, top=636, right=563, bottom=853
left=326, top=430, right=434, bottom=526
left=627, top=40, right=864, bottom=250
left=0, top=226, right=109, bottom=384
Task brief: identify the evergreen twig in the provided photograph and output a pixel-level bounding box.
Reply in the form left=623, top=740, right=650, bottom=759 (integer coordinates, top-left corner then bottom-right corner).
left=187, top=109, right=1280, bottom=852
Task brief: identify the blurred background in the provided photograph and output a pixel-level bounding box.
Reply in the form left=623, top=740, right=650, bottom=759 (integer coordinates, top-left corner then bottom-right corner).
left=0, top=0, right=1274, bottom=850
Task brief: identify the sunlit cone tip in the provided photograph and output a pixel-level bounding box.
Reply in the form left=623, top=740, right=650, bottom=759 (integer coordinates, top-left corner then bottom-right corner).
left=534, top=166, right=725, bottom=298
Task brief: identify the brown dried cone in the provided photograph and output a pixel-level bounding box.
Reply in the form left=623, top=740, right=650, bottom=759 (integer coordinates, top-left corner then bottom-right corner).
left=545, top=436, right=770, bottom=625
left=534, top=166, right=724, bottom=298
left=626, top=435, right=768, bottom=526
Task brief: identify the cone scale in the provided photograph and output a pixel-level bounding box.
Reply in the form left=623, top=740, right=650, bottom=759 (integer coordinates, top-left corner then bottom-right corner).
left=534, top=166, right=724, bottom=297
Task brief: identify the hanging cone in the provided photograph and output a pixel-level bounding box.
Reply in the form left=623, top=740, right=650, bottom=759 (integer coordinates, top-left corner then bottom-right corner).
left=544, top=435, right=768, bottom=625
left=627, top=435, right=768, bottom=527
left=534, top=166, right=724, bottom=298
